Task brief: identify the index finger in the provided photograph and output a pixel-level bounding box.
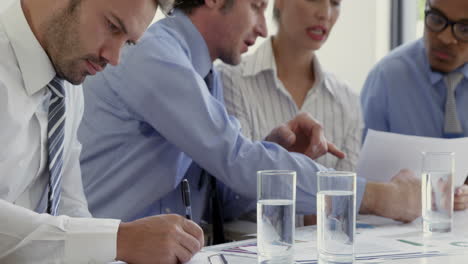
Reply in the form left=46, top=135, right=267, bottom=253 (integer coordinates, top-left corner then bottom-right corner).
left=182, top=219, right=205, bottom=248
left=455, top=185, right=468, bottom=196
left=327, top=142, right=346, bottom=159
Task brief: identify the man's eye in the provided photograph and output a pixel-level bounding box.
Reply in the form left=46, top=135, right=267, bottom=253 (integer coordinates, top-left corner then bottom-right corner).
left=252, top=3, right=262, bottom=11
left=331, top=0, right=341, bottom=7
left=107, top=20, right=120, bottom=34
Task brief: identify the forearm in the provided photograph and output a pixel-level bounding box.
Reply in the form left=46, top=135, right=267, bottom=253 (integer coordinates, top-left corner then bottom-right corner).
left=116, top=222, right=130, bottom=262
left=0, top=200, right=119, bottom=263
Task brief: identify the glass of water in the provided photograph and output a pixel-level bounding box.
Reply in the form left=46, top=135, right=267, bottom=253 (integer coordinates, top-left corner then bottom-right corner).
left=257, top=170, right=296, bottom=264
left=317, top=171, right=356, bottom=264
left=422, top=152, right=454, bottom=233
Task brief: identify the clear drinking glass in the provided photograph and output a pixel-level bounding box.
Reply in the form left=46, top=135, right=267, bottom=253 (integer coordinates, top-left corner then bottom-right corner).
left=422, top=152, right=454, bottom=233
left=257, top=170, right=296, bottom=264
left=317, top=171, right=356, bottom=264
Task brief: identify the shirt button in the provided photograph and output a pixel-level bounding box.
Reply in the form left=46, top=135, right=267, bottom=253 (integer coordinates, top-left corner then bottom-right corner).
left=235, top=195, right=240, bottom=200
left=165, top=208, right=171, bottom=213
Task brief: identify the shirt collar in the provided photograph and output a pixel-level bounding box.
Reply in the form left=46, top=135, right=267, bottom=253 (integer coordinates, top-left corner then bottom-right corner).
left=428, top=63, right=468, bottom=87
left=241, top=37, right=335, bottom=98
left=165, top=9, right=212, bottom=78
left=452, top=63, right=468, bottom=82
left=241, top=37, right=277, bottom=77
left=312, top=54, right=336, bottom=98
left=0, top=0, right=56, bottom=96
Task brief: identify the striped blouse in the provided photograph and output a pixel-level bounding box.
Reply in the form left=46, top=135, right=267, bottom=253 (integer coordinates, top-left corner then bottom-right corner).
left=217, top=38, right=362, bottom=171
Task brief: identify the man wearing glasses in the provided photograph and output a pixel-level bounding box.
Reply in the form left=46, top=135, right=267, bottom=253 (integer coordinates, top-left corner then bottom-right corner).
left=361, top=0, right=468, bottom=210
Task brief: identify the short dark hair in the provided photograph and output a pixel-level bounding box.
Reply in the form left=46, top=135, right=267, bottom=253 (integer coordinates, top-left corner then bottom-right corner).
left=174, top=0, right=234, bottom=14
left=69, top=0, right=172, bottom=16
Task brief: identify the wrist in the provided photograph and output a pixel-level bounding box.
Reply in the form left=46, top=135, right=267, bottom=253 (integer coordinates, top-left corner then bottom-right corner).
left=116, top=222, right=130, bottom=261
left=360, top=181, right=387, bottom=215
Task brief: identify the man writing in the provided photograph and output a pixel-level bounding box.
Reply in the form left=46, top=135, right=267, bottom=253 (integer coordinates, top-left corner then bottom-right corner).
left=0, top=0, right=203, bottom=263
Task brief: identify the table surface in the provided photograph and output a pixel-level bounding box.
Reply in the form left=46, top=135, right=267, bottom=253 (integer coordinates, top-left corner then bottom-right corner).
left=188, top=211, right=468, bottom=264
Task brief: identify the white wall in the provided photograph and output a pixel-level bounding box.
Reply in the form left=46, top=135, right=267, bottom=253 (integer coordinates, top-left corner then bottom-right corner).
left=317, top=0, right=391, bottom=93
left=402, top=0, right=418, bottom=43
left=0, top=0, right=14, bottom=11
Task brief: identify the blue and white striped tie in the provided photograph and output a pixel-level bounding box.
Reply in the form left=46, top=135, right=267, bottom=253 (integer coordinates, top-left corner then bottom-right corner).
left=46, top=77, right=66, bottom=215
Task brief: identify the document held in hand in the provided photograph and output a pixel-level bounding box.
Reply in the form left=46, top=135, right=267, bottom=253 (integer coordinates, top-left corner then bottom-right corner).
left=356, top=129, right=468, bottom=186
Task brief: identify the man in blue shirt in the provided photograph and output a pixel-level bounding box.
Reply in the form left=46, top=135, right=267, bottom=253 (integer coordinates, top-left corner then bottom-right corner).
left=361, top=0, right=468, bottom=210
left=79, top=0, right=421, bottom=226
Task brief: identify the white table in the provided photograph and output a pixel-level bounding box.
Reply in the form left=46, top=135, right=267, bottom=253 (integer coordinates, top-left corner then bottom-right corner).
left=188, top=211, right=468, bottom=264
left=383, top=255, right=468, bottom=264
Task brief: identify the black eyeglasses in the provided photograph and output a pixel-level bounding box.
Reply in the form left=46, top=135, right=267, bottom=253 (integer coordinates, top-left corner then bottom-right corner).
left=425, top=8, right=468, bottom=43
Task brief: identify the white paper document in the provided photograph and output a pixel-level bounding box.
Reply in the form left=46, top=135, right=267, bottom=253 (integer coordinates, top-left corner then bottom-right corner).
left=356, top=129, right=468, bottom=186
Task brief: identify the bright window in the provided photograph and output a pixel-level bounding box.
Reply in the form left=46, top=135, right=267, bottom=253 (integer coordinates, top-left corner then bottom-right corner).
left=416, top=0, right=425, bottom=38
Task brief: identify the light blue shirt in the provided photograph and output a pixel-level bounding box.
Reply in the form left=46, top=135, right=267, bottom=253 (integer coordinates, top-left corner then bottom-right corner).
left=362, top=39, right=468, bottom=139
left=78, top=10, right=367, bottom=222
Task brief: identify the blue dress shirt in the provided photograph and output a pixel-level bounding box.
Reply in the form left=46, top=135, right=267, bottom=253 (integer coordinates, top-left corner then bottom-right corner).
left=78, top=10, right=367, bottom=222
left=362, top=39, right=468, bottom=139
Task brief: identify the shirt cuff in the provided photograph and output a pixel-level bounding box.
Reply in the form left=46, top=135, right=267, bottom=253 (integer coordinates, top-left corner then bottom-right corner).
left=65, top=217, right=121, bottom=263
left=356, top=176, right=367, bottom=212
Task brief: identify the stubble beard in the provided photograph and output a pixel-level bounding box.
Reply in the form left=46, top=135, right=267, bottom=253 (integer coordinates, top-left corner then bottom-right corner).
left=42, top=1, right=85, bottom=84
left=219, top=47, right=242, bottom=66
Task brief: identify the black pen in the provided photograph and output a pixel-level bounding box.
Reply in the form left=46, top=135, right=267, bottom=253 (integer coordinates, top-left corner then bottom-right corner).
left=181, top=179, right=193, bottom=220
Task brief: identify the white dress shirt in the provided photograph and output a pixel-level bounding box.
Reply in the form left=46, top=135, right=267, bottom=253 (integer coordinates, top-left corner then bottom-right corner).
left=217, top=38, right=362, bottom=171
left=0, top=1, right=119, bottom=263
